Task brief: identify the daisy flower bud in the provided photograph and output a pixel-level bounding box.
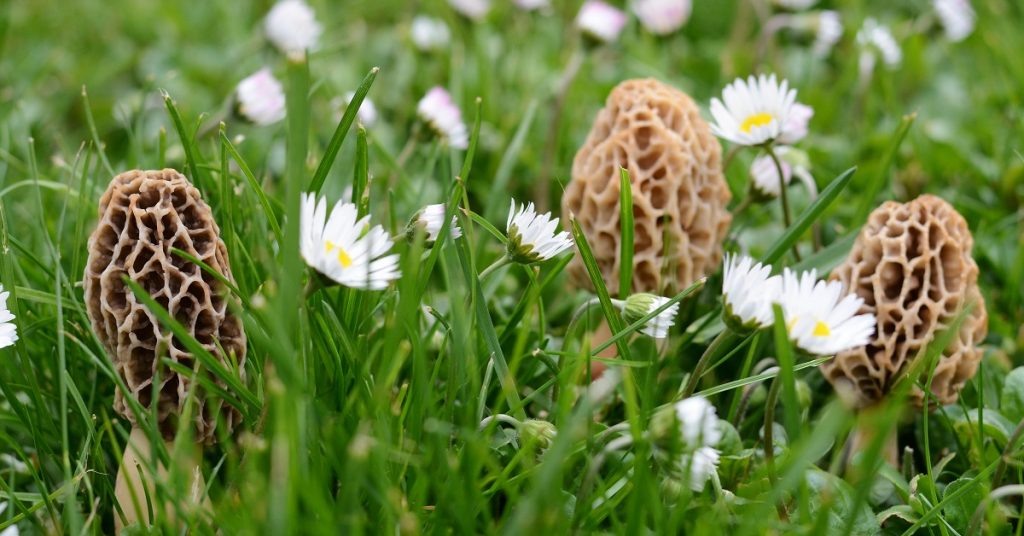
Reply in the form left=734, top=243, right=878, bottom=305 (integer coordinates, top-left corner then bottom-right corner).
left=673, top=396, right=722, bottom=448
left=410, top=204, right=462, bottom=243
left=235, top=68, right=286, bottom=126
left=576, top=1, right=628, bottom=44
left=518, top=419, right=557, bottom=449
left=933, top=0, right=975, bottom=42
left=0, top=284, right=18, bottom=349
left=342, top=91, right=378, bottom=128
left=721, top=254, right=781, bottom=332
left=857, top=18, right=902, bottom=72
left=749, top=152, right=792, bottom=199
left=410, top=16, right=451, bottom=52
left=812, top=11, right=843, bottom=56
left=417, top=87, right=469, bottom=150
left=777, top=268, right=876, bottom=356
left=264, top=0, right=322, bottom=60
left=448, top=0, right=491, bottom=21
left=300, top=193, right=401, bottom=290
left=620, top=294, right=679, bottom=339
left=505, top=199, right=573, bottom=264
left=709, top=74, right=799, bottom=147
left=683, top=446, right=720, bottom=491
left=633, top=0, right=692, bottom=36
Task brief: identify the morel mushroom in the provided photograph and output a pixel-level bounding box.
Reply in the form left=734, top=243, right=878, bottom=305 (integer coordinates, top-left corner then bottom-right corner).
left=562, top=78, right=732, bottom=295
left=84, top=169, right=246, bottom=530
left=821, top=194, right=987, bottom=408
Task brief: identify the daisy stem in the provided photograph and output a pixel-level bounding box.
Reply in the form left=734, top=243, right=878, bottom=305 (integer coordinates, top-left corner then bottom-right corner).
left=722, top=146, right=742, bottom=173
left=681, top=329, right=734, bottom=398
left=479, top=255, right=513, bottom=281
left=765, top=144, right=801, bottom=262
left=479, top=414, right=523, bottom=430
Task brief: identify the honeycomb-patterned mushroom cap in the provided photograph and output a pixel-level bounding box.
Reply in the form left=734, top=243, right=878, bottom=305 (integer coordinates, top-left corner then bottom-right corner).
left=562, top=78, right=732, bottom=295
left=84, top=169, right=246, bottom=444
left=821, top=195, right=987, bottom=408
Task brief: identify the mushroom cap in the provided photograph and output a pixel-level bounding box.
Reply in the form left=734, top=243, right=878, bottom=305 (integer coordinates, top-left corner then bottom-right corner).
left=562, top=78, right=732, bottom=295
left=821, top=195, right=987, bottom=408
left=84, top=169, right=246, bottom=444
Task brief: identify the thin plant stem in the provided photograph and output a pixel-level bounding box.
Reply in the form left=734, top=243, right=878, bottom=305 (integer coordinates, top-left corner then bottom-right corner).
left=681, top=329, right=733, bottom=397
left=479, top=255, right=513, bottom=281
left=535, top=46, right=585, bottom=213
left=765, top=144, right=801, bottom=262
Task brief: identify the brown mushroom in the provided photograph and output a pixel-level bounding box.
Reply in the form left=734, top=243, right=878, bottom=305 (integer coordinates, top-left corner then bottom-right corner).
left=84, top=169, right=245, bottom=530
left=562, top=78, right=732, bottom=295
left=822, top=195, right=987, bottom=464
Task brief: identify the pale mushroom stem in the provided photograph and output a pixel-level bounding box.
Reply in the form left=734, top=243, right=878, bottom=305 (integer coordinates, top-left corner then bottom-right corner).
left=114, top=427, right=209, bottom=534
left=847, top=408, right=899, bottom=469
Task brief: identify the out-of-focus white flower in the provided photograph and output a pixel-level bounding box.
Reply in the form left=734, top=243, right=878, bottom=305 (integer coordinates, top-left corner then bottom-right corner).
left=264, top=0, right=322, bottom=59
left=506, top=199, right=573, bottom=264
left=417, top=87, right=469, bottom=150
left=620, top=294, right=679, bottom=338
left=722, top=254, right=781, bottom=331
left=0, top=285, right=15, bottom=349
left=410, top=16, right=451, bottom=51
left=673, top=396, right=722, bottom=447
left=633, top=0, right=692, bottom=35
left=300, top=194, right=401, bottom=290
left=514, top=0, right=550, bottom=10
left=414, top=204, right=462, bottom=242
left=576, top=1, right=628, bottom=43
left=933, top=0, right=975, bottom=42
left=343, top=91, right=378, bottom=127
left=235, top=68, right=286, bottom=126
left=449, top=0, right=491, bottom=20
left=778, top=102, right=813, bottom=145
left=777, top=269, right=876, bottom=356
left=709, top=74, right=799, bottom=146
left=773, top=0, right=817, bottom=9
left=0, top=501, right=20, bottom=535
left=813, top=10, right=842, bottom=56
left=857, top=18, right=902, bottom=72
left=684, top=446, right=720, bottom=491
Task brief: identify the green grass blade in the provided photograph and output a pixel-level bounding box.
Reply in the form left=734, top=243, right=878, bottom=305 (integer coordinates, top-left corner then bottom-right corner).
left=308, top=67, right=379, bottom=193
left=762, top=166, right=857, bottom=265
left=617, top=168, right=633, bottom=300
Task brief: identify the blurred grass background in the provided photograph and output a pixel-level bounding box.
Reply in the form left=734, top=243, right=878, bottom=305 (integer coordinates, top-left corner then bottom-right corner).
left=1, top=0, right=1023, bottom=533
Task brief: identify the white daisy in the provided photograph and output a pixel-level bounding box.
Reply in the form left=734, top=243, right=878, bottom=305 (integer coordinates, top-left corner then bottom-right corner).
left=410, top=16, right=451, bottom=51
left=683, top=446, right=720, bottom=492
left=933, top=0, right=975, bottom=42
left=300, top=194, right=401, bottom=290
left=264, top=0, right=322, bottom=59
left=673, top=396, right=722, bottom=447
left=505, top=199, right=573, bottom=264
left=778, top=102, right=813, bottom=145
left=620, top=294, right=679, bottom=339
left=777, top=269, right=876, bottom=356
left=722, top=254, right=781, bottom=331
left=0, top=285, right=17, bottom=349
left=857, top=18, right=902, bottom=72
left=633, top=0, right=692, bottom=36
left=417, top=87, right=469, bottom=150
left=343, top=91, right=378, bottom=127
left=813, top=11, right=843, bottom=57
left=235, top=68, right=286, bottom=126
left=414, top=204, right=462, bottom=242
left=513, top=0, right=550, bottom=10
left=709, top=74, right=799, bottom=147
left=448, top=0, right=491, bottom=20
left=576, top=1, right=628, bottom=43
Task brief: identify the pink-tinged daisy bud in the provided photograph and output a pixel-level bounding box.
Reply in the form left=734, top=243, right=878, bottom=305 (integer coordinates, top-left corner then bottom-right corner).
left=709, top=74, right=799, bottom=147
left=514, top=0, right=549, bottom=10
left=417, top=87, right=469, bottom=150
left=235, top=68, right=286, bottom=126
left=410, top=15, right=451, bottom=51
left=264, top=0, right=322, bottom=60
left=342, top=91, right=378, bottom=127
left=576, top=1, right=628, bottom=44
left=749, top=147, right=817, bottom=200
left=448, top=0, right=491, bottom=21
left=933, top=0, right=975, bottom=42
left=633, top=0, right=692, bottom=35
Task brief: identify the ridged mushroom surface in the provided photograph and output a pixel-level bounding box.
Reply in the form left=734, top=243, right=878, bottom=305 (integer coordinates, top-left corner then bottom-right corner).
left=562, top=78, right=732, bottom=294
left=821, top=195, right=987, bottom=408
left=84, top=169, right=245, bottom=444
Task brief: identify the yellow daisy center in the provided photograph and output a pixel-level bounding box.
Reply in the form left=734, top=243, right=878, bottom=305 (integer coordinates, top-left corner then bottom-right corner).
left=740, top=112, right=774, bottom=133
left=813, top=320, right=831, bottom=337
left=325, top=240, right=353, bottom=268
